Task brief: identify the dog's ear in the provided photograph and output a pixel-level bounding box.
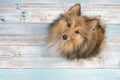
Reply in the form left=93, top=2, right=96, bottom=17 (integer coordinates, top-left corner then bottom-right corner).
left=86, top=19, right=98, bottom=31
left=66, top=3, right=81, bottom=16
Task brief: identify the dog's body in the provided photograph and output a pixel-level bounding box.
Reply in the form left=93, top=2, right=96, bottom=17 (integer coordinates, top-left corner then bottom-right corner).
left=47, top=3, right=105, bottom=60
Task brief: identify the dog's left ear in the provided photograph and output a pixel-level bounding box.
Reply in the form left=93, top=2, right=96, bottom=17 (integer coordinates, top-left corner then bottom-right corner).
left=67, top=3, right=81, bottom=16
left=86, top=19, right=98, bottom=31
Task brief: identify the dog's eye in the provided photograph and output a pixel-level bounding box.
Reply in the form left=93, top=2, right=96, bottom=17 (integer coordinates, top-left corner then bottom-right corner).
left=67, top=23, right=71, bottom=28
left=75, top=31, right=79, bottom=34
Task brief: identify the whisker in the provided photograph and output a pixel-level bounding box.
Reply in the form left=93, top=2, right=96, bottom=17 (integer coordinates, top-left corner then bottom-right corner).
left=47, top=38, right=60, bottom=48
left=57, top=41, right=65, bottom=53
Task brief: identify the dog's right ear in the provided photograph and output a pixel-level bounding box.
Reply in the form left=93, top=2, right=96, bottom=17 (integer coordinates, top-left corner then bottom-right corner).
left=66, top=3, right=81, bottom=16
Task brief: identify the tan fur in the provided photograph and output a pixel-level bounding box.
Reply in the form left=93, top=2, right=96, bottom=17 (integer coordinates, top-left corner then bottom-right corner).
left=46, top=3, right=105, bottom=60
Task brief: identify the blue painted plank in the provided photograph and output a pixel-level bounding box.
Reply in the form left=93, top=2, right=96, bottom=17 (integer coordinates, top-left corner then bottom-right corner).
left=0, top=23, right=119, bottom=36
left=0, top=23, right=48, bottom=35
left=0, top=69, right=120, bottom=80
left=0, top=0, right=120, bottom=5
left=0, top=0, right=59, bottom=4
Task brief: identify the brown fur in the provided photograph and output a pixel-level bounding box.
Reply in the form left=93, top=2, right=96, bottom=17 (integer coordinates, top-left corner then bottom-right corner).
left=46, top=3, right=105, bottom=60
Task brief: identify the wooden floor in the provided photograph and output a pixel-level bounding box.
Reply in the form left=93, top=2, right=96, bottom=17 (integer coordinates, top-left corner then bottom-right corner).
left=0, top=0, right=120, bottom=79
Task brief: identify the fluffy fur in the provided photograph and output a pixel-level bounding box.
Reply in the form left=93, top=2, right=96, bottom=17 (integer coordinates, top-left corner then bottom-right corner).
left=46, top=3, right=105, bottom=60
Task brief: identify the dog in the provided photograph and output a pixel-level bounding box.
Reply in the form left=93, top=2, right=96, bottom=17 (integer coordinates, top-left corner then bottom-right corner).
left=46, top=3, right=105, bottom=60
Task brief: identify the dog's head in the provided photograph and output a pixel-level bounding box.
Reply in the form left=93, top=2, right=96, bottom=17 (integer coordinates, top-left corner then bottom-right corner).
left=47, top=3, right=105, bottom=60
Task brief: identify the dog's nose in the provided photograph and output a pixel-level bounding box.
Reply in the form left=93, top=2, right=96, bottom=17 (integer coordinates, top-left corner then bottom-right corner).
left=62, top=35, right=68, bottom=40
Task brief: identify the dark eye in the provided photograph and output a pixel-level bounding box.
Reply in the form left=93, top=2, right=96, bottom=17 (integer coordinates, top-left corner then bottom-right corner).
left=75, top=31, right=79, bottom=34
left=67, top=23, right=71, bottom=28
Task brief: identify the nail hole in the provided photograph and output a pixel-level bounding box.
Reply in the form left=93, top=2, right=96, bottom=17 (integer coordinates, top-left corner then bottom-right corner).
left=1, top=18, right=5, bottom=21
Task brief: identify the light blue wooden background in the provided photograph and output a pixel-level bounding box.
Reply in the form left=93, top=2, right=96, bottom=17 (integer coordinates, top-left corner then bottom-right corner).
left=0, top=69, right=120, bottom=80
left=0, top=0, right=120, bottom=79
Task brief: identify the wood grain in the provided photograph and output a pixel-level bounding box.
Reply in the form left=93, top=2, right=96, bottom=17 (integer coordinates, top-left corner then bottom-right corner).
left=0, top=4, right=120, bottom=23
left=0, top=23, right=48, bottom=35
left=0, top=0, right=120, bottom=5
left=0, top=0, right=120, bottom=80
left=0, top=24, right=119, bottom=68
left=0, top=23, right=119, bottom=46
left=0, top=69, right=119, bottom=80
left=0, top=45, right=120, bottom=68
left=0, top=0, right=120, bottom=69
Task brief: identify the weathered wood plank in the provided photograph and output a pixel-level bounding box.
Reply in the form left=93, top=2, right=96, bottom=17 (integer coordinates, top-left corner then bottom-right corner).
left=0, top=4, right=17, bottom=9
left=0, top=35, right=45, bottom=45
left=0, top=4, right=120, bottom=23
left=88, top=0, right=120, bottom=5
left=0, top=23, right=48, bottom=35
left=19, top=4, right=120, bottom=10
left=0, top=46, right=47, bottom=56
left=0, top=0, right=120, bottom=5
left=0, top=45, right=119, bottom=57
left=0, top=45, right=120, bottom=68
left=0, top=23, right=119, bottom=35
left=0, top=69, right=120, bottom=80
left=0, top=0, right=59, bottom=4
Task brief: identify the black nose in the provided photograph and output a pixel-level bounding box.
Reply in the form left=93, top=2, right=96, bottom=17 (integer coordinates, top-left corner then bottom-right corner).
left=62, top=35, right=68, bottom=40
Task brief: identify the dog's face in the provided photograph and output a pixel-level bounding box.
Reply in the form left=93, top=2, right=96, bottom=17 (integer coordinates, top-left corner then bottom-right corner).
left=47, top=4, right=104, bottom=60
